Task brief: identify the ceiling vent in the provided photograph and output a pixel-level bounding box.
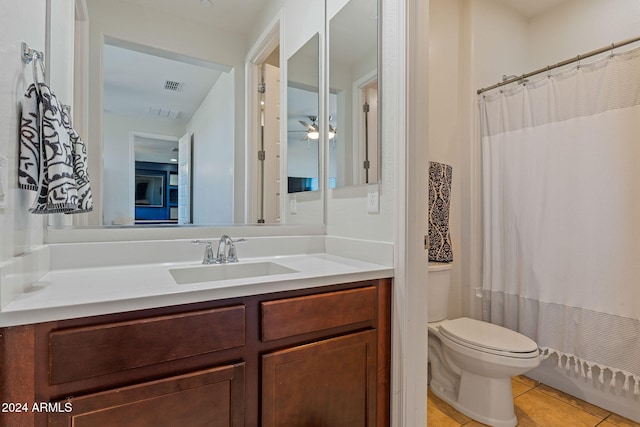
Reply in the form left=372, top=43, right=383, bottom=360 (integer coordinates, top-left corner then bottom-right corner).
left=163, top=80, right=183, bottom=92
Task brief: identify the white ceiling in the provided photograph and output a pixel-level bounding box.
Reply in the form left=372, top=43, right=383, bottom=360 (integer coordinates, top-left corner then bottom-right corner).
left=115, top=0, right=266, bottom=33
left=116, top=0, right=571, bottom=35
left=102, top=0, right=265, bottom=124
left=500, top=0, right=569, bottom=18
left=330, top=0, right=378, bottom=66
left=103, top=43, right=224, bottom=121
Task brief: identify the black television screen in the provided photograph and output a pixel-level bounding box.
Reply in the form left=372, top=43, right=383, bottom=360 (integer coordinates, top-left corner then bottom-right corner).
left=288, top=177, right=315, bottom=193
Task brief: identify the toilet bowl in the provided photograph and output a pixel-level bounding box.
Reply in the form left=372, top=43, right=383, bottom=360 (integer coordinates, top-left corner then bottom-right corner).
left=427, top=263, right=540, bottom=427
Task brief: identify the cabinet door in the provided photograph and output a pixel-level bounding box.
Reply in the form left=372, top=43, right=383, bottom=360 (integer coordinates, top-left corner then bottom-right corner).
left=49, top=363, right=244, bottom=427
left=262, top=330, right=377, bottom=427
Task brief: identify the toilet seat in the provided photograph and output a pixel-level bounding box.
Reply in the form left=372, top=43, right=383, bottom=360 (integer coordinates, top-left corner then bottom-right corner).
left=439, top=317, right=539, bottom=359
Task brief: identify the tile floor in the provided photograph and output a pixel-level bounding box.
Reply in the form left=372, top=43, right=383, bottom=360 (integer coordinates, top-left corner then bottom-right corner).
left=428, top=375, right=640, bottom=427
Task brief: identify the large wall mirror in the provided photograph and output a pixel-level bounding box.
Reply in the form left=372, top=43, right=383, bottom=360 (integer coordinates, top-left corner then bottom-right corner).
left=328, top=0, right=379, bottom=188
left=73, top=0, right=325, bottom=228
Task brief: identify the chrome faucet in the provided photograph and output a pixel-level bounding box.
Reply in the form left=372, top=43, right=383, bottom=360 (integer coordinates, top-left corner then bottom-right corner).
left=215, top=235, right=246, bottom=263
left=192, top=236, right=246, bottom=264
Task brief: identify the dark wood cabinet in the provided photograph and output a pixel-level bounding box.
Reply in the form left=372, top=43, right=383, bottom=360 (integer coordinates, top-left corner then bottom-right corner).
left=48, top=305, right=246, bottom=385
left=0, top=279, right=391, bottom=427
left=48, top=363, right=245, bottom=427
left=262, top=331, right=377, bottom=427
left=260, top=286, right=377, bottom=341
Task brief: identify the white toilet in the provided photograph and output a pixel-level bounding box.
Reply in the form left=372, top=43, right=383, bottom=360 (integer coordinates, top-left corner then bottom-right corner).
left=427, top=262, right=540, bottom=427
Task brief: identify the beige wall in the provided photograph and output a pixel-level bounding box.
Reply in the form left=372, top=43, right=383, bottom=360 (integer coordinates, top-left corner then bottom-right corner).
left=529, top=0, right=640, bottom=69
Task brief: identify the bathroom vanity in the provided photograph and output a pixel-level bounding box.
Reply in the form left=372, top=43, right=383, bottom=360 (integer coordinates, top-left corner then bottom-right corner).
left=0, top=239, right=393, bottom=426
left=2, top=279, right=390, bottom=426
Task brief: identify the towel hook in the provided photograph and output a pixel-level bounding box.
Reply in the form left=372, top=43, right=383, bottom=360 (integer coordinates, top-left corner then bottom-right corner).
left=21, top=42, right=43, bottom=65
left=21, top=42, right=46, bottom=98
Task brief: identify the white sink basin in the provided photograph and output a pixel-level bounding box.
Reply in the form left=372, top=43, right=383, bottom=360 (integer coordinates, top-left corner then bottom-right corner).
left=169, top=262, right=298, bottom=285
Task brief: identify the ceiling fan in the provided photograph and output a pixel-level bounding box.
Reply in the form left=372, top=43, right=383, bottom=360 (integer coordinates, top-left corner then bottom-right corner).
left=298, top=116, right=320, bottom=140
left=288, top=115, right=337, bottom=142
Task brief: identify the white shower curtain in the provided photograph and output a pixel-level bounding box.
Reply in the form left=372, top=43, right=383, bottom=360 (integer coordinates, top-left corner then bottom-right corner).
left=479, top=47, right=640, bottom=395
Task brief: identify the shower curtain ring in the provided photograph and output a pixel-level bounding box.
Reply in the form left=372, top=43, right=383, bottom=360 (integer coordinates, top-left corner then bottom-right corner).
left=577, top=54, right=581, bottom=70
left=519, top=74, right=528, bottom=86
left=610, top=43, right=615, bottom=58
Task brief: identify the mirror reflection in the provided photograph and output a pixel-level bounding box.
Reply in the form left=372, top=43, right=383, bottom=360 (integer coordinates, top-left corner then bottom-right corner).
left=102, top=39, right=233, bottom=225
left=80, top=0, right=324, bottom=227
left=287, top=34, right=320, bottom=194
left=328, top=0, right=379, bottom=188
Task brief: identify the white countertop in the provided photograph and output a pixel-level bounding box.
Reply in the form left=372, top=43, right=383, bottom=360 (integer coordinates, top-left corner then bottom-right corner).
left=0, top=253, right=393, bottom=327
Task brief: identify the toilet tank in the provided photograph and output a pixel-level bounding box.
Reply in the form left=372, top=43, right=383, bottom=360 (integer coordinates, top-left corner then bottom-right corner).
left=428, top=262, right=453, bottom=322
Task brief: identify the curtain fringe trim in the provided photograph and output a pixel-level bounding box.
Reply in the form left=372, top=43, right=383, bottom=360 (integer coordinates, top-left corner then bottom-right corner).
left=539, top=347, right=640, bottom=396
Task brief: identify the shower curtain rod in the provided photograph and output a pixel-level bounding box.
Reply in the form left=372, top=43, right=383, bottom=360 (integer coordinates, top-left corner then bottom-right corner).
left=477, top=35, right=640, bottom=95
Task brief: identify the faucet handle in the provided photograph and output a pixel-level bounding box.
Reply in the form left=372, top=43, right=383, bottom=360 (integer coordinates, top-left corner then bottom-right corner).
left=192, top=239, right=212, bottom=245
left=227, top=245, right=239, bottom=263
left=226, top=238, right=247, bottom=262
left=192, top=240, right=215, bottom=264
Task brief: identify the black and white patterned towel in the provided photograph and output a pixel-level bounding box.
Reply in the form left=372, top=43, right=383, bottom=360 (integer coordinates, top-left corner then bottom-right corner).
left=19, top=83, right=92, bottom=214
left=428, top=161, right=453, bottom=262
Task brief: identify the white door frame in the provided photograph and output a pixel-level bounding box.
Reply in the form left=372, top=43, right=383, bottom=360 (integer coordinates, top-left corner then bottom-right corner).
left=388, top=0, right=430, bottom=425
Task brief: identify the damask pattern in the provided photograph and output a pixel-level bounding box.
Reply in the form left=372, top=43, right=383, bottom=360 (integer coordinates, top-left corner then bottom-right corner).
left=428, top=161, right=453, bottom=262
left=19, top=83, right=92, bottom=214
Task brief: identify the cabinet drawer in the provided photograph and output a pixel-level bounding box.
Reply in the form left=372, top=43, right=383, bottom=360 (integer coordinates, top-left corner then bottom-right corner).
left=49, top=363, right=245, bottom=427
left=261, top=286, right=376, bottom=341
left=49, top=305, right=245, bottom=385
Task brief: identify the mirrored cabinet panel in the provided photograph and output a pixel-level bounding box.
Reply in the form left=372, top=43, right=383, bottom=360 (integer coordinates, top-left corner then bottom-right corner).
left=286, top=34, right=320, bottom=194
left=328, top=0, right=379, bottom=188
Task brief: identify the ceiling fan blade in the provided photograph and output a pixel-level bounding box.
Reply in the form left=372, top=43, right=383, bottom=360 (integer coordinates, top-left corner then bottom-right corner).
left=298, top=120, right=315, bottom=131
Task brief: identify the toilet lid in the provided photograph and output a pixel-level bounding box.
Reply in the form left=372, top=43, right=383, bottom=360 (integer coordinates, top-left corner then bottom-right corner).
left=439, top=317, right=539, bottom=357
